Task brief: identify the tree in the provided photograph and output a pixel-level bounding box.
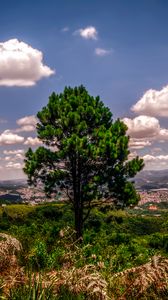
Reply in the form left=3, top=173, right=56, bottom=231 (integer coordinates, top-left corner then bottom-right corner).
left=24, top=86, right=144, bottom=239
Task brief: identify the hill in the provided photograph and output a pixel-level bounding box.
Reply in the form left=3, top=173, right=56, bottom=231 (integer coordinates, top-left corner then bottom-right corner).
left=135, top=169, right=168, bottom=190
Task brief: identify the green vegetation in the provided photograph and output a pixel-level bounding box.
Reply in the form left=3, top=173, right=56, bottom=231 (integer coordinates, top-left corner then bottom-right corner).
left=1, top=87, right=167, bottom=298
left=0, top=203, right=168, bottom=299
left=24, top=86, right=143, bottom=238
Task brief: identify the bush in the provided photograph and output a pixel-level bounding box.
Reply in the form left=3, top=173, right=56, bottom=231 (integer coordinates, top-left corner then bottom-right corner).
left=35, top=206, right=63, bottom=220
left=125, top=216, right=163, bottom=236
left=148, top=233, right=168, bottom=252
left=108, top=232, right=131, bottom=245
left=28, top=240, right=48, bottom=270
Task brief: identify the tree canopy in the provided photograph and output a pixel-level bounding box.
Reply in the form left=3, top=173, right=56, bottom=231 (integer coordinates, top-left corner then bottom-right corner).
left=24, top=85, right=144, bottom=238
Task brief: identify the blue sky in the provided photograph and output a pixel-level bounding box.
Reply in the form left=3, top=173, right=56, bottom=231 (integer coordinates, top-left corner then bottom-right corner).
left=1, top=0, right=168, bottom=179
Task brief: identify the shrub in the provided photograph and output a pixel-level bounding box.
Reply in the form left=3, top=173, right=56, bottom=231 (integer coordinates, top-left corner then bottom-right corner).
left=148, top=233, right=168, bottom=252
left=28, top=241, right=48, bottom=270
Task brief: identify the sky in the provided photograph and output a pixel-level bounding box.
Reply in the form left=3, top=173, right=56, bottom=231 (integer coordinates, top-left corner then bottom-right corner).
left=1, top=0, right=168, bottom=180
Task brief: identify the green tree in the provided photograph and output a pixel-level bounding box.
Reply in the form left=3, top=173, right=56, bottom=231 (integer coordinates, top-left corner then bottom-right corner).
left=24, top=86, right=144, bottom=239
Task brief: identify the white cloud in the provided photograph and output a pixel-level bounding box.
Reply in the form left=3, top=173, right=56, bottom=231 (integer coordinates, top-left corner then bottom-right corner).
left=129, top=138, right=152, bottom=149
left=5, top=155, right=23, bottom=162
left=15, top=125, right=36, bottom=133
left=15, top=153, right=24, bottom=160
left=128, top=151, right=138, bottom=160
left=123, top=115, right=160, bottom=139
left=6, top=161, right=23, bottom=169
left=15, top=115, right=37, bottom=132
left=61, top=27, right=69, bottom=32
left=159, top=128, right=168, bottom=140
left=123, top=115, right=168, bottom=148
left=143, top=154, right=168, bottom=170
left=6, top=153, right=24, bottom=161
left=3, top=149, right=24, bottom=155
left=0, top=165, right=25, bottom=180
left=0, top=130, right=24, bottom=145
left=16, top=115, right=37, bottom=126
left=74, top=26, right=98, bottom=40
left=4, top=152, right=24, bottom=164
left=0, top=39, right=55, bottom=87
left=95, top=48, right=112, bottom=56
left=5, top=156, right=11, bottom=161
left=24, top=137, right=42, bottom=146
left=132, top=85, right=168, bottom=117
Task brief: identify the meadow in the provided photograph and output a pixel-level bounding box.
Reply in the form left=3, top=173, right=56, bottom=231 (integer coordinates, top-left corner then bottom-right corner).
left=0, top=202, right=168, bottom=299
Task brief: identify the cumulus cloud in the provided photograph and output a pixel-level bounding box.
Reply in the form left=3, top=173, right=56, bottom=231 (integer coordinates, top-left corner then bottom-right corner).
left=143, top=154, right=168, bottom=170
left=16, top=153, right=24, bottom=159
left=6, top=161, right=23, bottom=169
left=3, top=149, right=24, bottom=155
left=3, top=149, right=24, bottom=175
left=0, top=39, right=55, bottom=87
left=74, top=26, right=98, bottom=40
left=15, top=153, right=24, bottom=159
left=123, top=115, right=168, bottom=149
left=17, top=115, right=37, bottom=126
left=128, top=151, right=138, bottom=160
left=0, top=130, right=24, bottom=145
left=24, top=137, right=42, bottom=146
left=158, top=128, right=168, bottom=140
left=129, top=138, right=152, bottom=149
left=4, top=156, right=11, bottom=161
left=4, top=153, right=24, bottom=162
left=95, top=48, right=112, bottom=56
left=15, top=125, right=36, bottom=133
left=123, top=115, right=160, bottom=139
left=15, top=115, right=37, bottom=132
left=132, top=85, right=168, bottom=117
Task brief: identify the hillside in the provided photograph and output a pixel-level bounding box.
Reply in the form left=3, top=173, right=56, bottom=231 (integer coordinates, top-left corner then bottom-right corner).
left=135, top=169, right=168, bottom=190
left=0, top=203, right=168, bottom=299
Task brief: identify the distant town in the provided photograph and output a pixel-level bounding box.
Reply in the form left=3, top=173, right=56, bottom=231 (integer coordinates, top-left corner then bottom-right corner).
left=0, top=173, right=168, bottom=208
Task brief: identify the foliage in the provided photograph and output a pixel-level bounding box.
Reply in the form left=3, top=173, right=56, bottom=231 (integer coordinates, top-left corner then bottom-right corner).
left=7, top=274, right=54, bottom=300
left=0, top=204, right=168, bottom=299
left=24, top=85, right=144, bottom=238
left=148, top=233, right=168, bottom=251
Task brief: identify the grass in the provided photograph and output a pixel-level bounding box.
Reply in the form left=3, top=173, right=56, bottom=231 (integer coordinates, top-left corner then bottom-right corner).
left=0, top=203, right=168, bottom=299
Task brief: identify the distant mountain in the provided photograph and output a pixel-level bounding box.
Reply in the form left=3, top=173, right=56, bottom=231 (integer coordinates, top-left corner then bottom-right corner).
left=0, top=179, right=27, bottom=190
left=0, top=193, right=22, bottom=203
left=1, top=170, right=168, bottom=192
left=135, top=169, right=168, bottom=190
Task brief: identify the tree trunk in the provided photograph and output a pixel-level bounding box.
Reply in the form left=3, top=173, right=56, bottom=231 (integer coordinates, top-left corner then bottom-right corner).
left=72, top=152, right=83, bottom=240
left=74, top=204, right=83, bottom=240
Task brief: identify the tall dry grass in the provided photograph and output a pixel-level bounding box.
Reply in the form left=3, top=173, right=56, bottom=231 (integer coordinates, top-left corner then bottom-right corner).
left=110, top=255, right=168, bottom=299
left=0, top=233, right=24, bottom=296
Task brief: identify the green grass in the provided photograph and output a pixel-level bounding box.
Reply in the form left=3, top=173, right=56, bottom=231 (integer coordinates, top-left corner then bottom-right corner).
left=0, top=203, right=168, bottom=299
